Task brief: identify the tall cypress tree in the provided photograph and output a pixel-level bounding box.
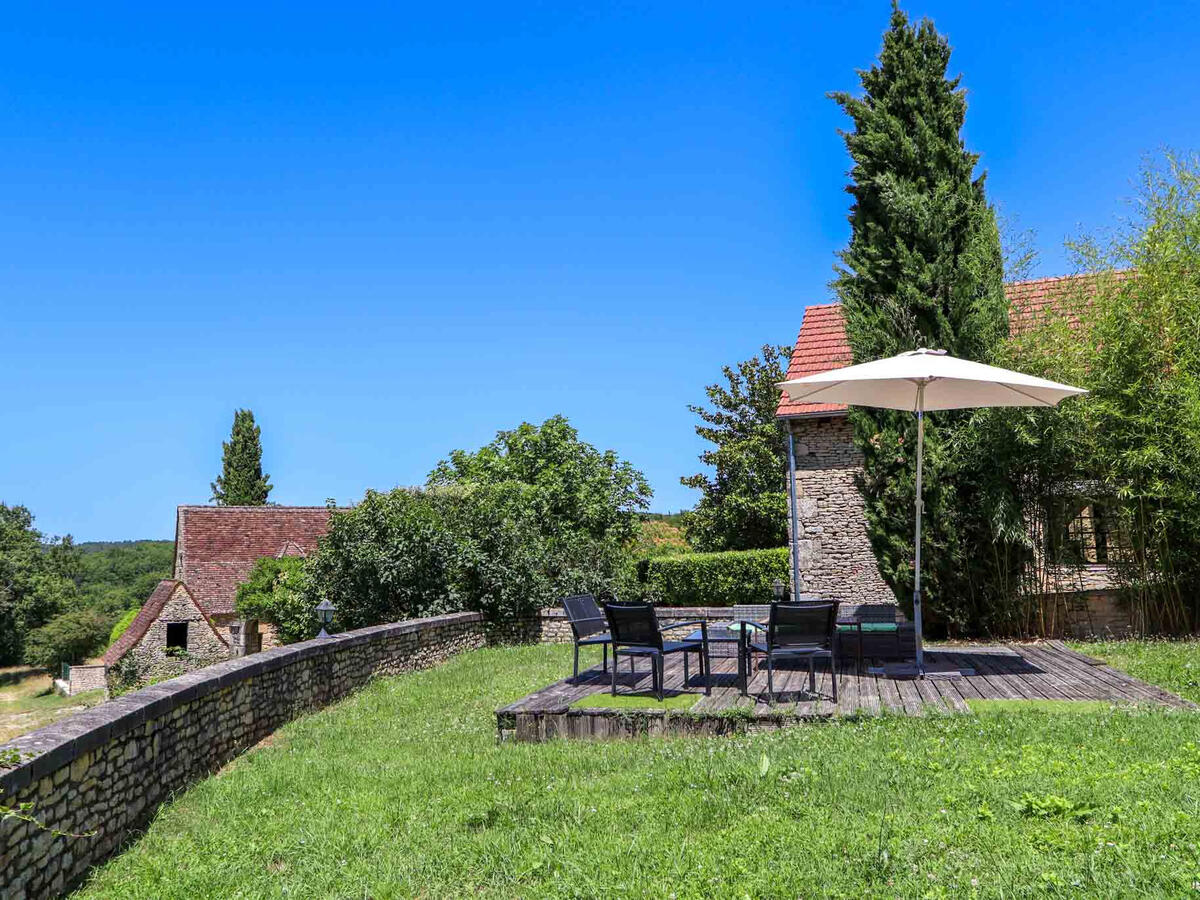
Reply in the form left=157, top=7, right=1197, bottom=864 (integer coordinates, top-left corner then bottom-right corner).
left=830, top=4, right=1007, bottom=631
left=211, top=409, right=273, bottom=506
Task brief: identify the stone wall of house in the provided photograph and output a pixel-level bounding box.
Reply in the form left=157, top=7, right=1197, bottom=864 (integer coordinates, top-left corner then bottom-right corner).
left=65, top=666, right=107, bottom=697
left=786, top=415, right=897, bottom=605
left=107, top=587, right=230, bottom=694
left=0, top=612, right=484, bottom=900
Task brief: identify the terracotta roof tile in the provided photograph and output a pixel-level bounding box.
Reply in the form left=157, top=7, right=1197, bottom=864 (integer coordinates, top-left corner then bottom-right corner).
left=175, top=506, right=343, bottom=616
left=776, top=274, right=1108, bottom=418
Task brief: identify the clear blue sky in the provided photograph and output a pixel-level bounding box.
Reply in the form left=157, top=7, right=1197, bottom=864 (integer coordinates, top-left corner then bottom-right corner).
left=6, top=2, right=1200, bottom=541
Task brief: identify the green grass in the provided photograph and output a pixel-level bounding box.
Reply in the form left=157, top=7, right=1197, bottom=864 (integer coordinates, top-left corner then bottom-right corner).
left=569, top=690, right=698, bottom=711
left=968, top=699, right=1120, bottom=715
left=1072, top=638, right=1200, bottom=704
left=73, top=642, right=1200, bottom=899
left=0, top=668, right=106, bottom=743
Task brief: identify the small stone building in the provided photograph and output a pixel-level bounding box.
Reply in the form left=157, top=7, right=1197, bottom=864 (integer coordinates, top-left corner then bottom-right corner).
left=777, top=275, right=1131, bottom=637
left=103, top=505, right=340, bottom=690
left=102, top=581, right=229, bottom=690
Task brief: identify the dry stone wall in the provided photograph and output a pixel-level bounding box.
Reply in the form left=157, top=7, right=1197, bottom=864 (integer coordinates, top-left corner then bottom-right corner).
left=787, top=415, right=897, bottom=605
left=0, top=612, right=483, bottom=900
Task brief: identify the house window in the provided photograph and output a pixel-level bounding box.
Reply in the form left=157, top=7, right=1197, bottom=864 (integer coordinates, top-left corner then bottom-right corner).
left=166, top=622, right=188, bottom=650
left=1052, top=499, right=1123, bottom=565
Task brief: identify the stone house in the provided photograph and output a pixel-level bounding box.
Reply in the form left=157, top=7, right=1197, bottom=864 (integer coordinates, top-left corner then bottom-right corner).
left=103, top=505, right=339, bottom=689
left=777, top=274, right=1131, bottom=637
left=102, top=580, right=229, bottom=688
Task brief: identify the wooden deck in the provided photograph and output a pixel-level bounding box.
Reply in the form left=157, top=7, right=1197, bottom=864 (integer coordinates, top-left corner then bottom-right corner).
left=496, top=641, right=1195, bottom=742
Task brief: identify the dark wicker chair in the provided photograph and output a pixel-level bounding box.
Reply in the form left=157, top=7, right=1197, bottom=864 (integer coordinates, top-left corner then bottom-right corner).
left=749, top=600, right=840, bottom=702
left=603, top=602, right=710, bottom=701
left=835, top=603, right=913, bottom=670
left=560, top=594, right=613, bottom=681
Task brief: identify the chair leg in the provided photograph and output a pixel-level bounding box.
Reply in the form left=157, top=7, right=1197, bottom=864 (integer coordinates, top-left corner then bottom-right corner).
left=831, top=653, right=838, bottom=703
left=809, top=657, right=816, bottom=695
left=602, top=643, right=608, bottom=673
left=656, top=655, right=664, bottom=702
left=683, top=651, right=689, bottom=685
left=573, top=644, right=580, bottom=680
left=611, top=651, right=618, bottom=696
left=766, top=653, right=774, bottom=700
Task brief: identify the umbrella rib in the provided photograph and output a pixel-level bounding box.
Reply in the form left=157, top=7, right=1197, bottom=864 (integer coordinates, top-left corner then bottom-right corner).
left=782, top=380, right=848, bottom=404
left=996, top=382, right=1058, bottom=406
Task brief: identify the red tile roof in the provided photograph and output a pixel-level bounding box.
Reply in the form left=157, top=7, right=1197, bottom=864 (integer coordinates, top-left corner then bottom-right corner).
left=174, top=506, right=340, bottom=616
left=103, top=580, right=228, bottom=666
left=777, top=274, right=1108, bottom=418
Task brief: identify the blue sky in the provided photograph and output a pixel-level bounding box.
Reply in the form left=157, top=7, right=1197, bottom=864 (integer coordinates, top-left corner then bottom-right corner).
left=5, top=2, right=1200, bottom=541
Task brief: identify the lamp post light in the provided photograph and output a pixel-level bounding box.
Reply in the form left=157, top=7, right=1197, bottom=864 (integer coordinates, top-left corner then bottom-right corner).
left=771, top=578, right=785, bottom=602
left=315, top=599, right=336, bottom=638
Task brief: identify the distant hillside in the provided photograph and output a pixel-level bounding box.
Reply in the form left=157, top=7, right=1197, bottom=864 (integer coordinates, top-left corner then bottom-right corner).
left=640, top=512, right=689, bottom=528
left=76, top=540, right=174, bottom=554
left=76, top=541, right=175, bottom=613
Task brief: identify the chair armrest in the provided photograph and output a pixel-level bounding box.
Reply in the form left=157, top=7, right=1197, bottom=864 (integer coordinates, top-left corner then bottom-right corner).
left=734, top=619, right=767, bottom=631
left=659, top=619, right=706, bottom=631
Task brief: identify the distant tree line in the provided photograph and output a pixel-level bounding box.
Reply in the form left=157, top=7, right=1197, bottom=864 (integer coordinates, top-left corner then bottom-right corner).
left=0, top=506, right=172, bottom=671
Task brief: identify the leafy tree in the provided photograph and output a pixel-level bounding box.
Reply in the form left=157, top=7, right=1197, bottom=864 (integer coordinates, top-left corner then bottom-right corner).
left=211, top=409, right=272, bottom=506
left=234, top=556, right=315, bottom=644
left=681, top=345, right=792, bottom=551
left=0, top=504, right=80, bottom=665
left=302, top=419, right=649, bottom=637
left=830, top=4, right=1008, bottom=628
left=429, top=414, right=651, bottom=544
left=965, top=152, right=1200, bottom=634
left=23, top=608, right=113, bottom=672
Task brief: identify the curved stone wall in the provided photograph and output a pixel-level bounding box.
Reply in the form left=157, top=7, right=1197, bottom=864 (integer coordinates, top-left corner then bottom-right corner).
left=0, top=612, right=484, bottom=900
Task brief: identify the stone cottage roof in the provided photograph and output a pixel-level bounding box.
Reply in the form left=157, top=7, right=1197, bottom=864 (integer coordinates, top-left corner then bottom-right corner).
left=173, top=506, right=340, bottom=617
left=777, top=274, right=1110, bottom=418
left=103, top=580, right=228, bottom=666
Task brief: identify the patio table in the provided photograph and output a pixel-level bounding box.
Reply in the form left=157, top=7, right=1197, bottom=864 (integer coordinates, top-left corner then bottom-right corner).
left=682, top=620, right=762, bottom=695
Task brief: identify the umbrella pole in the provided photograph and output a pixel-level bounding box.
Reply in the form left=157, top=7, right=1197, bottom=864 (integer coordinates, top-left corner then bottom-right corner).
left=787, top=427, right=802, bottom=602
left=913, top=385, right=926, bottom=676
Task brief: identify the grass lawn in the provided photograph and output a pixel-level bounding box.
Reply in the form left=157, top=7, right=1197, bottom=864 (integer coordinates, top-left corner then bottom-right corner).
left=73, top=642, right=1200, bottom=899
left=0, top=667, right=105, bottom=743
left=1073, top=639, right=1200, bottom=705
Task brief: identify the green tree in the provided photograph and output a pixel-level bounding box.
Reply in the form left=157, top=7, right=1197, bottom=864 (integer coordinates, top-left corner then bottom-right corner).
left=830, top=4, right=1008, bottom=629
left=302, top=419, right=650, bottom=637
left=234, top=556, right=313, bottom=643
left=965, top=153, right=1200, bottom=634
left=211, top=409, right=272, bottom=506
left=24, top=608, right=113, bottom=672
left=681, top=345, right=792, bottom=551
left=429, top=414, right=651, bottom=544
left=0, top=504, right=80, bottom=665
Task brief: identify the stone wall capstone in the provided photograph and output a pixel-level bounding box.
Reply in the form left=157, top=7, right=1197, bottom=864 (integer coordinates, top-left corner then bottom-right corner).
left=0, top=612, right=484, bottom=900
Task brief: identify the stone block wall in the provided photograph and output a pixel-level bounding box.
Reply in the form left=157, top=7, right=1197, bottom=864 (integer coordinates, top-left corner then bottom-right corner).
left=786, top=415, right=896, bottom=605
left=0, top=612, right=484, bottom=900
left=65, top=666, right=107, bottom=697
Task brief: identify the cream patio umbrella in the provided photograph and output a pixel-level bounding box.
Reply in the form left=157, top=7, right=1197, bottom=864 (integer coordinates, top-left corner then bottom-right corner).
left=778, top=348, right=1086, bottom=674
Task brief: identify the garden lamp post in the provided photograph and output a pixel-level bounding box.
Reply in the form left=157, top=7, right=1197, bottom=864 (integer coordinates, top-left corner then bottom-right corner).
left=315, top=599, right=336, bottom=638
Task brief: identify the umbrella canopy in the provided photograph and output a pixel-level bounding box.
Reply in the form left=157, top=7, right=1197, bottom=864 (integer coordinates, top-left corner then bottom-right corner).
left=778, top=348, right=1086, bottom=675
left=777, top=348, right=1087, bottom=411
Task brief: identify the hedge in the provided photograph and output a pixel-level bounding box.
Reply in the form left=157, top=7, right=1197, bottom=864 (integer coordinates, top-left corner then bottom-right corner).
left=635, top=547, right=790, bottom=607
